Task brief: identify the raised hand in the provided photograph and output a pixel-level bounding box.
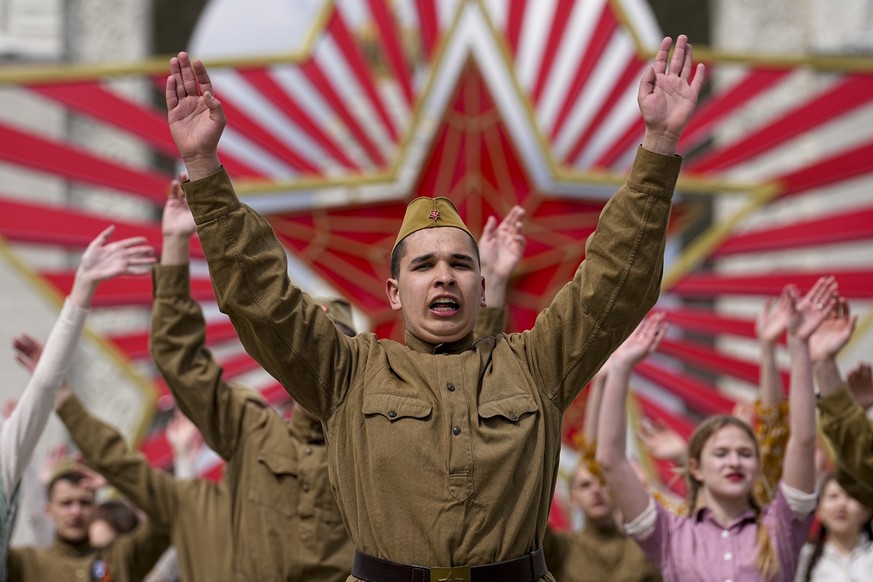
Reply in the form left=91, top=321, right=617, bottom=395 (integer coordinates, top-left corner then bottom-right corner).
left=608, top=311, right=668, bottom=369
left=12, top=333, right=43, bottom=374
left=639, top=35, right=706, bottom=156
left=162, top=174, right=196, bottom=239
left=166, top=410, right=203, bottom=459
left=756, top=286, right=794, bottom=345
left=166, top=52, right=225, bottom=180
left=77, top=226, right=155, bottom=284
left=847, top=362, right=873, bottom=410
left=809, top=296, right=857, bottom=363
left=787, top=276, right=839, bottom=342
left=638, top=418, right=687, bottom=463
left=479, top=206, right=526, bottom=307
left=71, top=226, right=156, bottom=308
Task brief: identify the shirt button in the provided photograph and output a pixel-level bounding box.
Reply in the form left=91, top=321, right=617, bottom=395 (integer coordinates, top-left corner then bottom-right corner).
left=721, top=530, right=729, bottom=539
left=452, top=426, right=462, bottom=436
left=388, top=410, right=397, bottom=418
left=302, top=482, right=310, bottom=492
left=305, top=447, right=313, bottom=455
left=723, top=552, right=732, bottom=561
left=447, top=383, right=455, bottom=392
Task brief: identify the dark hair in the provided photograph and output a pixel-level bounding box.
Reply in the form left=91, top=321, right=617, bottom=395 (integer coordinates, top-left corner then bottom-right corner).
left=93, top=500, right=140, bottom=535
left=803, top=475, right=873, bottom=581
left=46, top=470, right=88, bottom=500
left=390, top=238, right=406, bottom=280
left=390, top=233, right=481, bottom=280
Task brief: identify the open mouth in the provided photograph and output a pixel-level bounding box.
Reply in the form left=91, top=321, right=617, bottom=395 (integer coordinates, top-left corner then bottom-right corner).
left=430, top=297, right=460, bottom=315
left=725, top=473, right=744, bottom=482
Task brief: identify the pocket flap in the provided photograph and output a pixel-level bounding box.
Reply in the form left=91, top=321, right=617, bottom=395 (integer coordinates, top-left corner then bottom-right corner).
left=478, top=394, right=538, bottom=421
left=362, top=393, right=433, bottom=420
left=257, top=449, right=299, bottom=477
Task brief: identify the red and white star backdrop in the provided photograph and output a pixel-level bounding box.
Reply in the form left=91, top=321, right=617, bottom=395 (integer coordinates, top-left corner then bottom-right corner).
left=1, top=0, right=872, bottom=494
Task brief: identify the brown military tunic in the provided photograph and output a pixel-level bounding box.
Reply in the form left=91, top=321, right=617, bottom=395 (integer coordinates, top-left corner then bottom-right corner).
left=7, top=521, right=168, bottom=582
left=149, top=265, right=354, bottom=581
left=56, top=395, right=233, bottom=581
left=182, top=146, right=679, bottom=579
left=544, top=523, right=662, bottom=582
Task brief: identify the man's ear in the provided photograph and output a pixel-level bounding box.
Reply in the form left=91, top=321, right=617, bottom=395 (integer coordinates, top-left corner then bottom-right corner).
left=480, top=276, right=486, bottom=307
left=386, top=278, right=402, bottom=312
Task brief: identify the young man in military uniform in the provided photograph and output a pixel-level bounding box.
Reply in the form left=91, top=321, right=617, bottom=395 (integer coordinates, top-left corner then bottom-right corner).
left=164, top=34, right=704, bottom=581
left=6, top=468, right=169, bottom=582
left=149, top=179, right=355, bottom=581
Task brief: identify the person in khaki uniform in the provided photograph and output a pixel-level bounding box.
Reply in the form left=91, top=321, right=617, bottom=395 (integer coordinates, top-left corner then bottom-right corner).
left=809, top=298, right=873, bottom=506
left=150, top=180, right=355, bottom=581
left=544, top=462, right=662, bottom=582
left=56, top=387, right=232, bottom=581
left=165, top=32, right=704, bottom=580
left=10, top=333, right=228, bottom=582
left=6, top=469, right=169, bottom=582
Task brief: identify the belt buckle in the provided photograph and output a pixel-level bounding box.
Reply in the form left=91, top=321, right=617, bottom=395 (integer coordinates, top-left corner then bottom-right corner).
left=430, top=566, right=471, bottom=582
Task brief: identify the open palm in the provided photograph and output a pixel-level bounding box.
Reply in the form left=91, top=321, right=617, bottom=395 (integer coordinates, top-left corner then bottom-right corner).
left=166, top=53, right=225, bottom=161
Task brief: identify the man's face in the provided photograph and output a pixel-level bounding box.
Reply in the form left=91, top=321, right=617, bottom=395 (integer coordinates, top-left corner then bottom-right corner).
left=386, top=228, right=485, bottom=345
left=569, top=466, right=615, bottom=524
left=46, top=480, right=96, bottom=544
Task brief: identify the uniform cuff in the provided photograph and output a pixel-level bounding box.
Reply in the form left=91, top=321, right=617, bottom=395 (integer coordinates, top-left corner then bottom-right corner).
left=628, top=147, right=682, bottom=200
left=152, top=264, right=191, bottom=299
left=56, top=394, right=87, bottom=425
left=181, top=166, right=241, bottom=225
left=819, top=385, right=860, bottom=423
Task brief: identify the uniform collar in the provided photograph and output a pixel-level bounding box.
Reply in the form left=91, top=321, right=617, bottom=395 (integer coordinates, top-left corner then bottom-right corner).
left=583, top=518, right=624, bottom=538
left=404, top=330, right=474, bottom=354
left=288, top=411, right=325, bottom=444
left=52, top=535, right=94, bottom=558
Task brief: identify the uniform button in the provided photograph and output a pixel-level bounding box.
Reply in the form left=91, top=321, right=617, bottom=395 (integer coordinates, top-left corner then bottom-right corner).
left=303, top=482, right=310, bottom=492
left=721, top=530, right=729, bottom=539
left=447, top=383, right=455, bottom=392
left=723, top=552, right=732, bottom=561
left=509, top=413, right=518, bottom=421
left=388, top=409, right=397, bottom=418
left=305, top=447, right=313, bottom=455
left=452, top=426, right=462, bottom=436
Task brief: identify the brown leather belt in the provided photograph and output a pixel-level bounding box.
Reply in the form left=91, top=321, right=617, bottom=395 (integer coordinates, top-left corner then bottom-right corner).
left=352, top=548, right=548, bottom=582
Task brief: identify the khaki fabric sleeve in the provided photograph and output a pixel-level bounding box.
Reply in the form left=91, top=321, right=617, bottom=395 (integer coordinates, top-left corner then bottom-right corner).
left=56, top=396, right=179, bottom=529
left=473, top=306, right=507, bottom=341
left=150, top=264, right=261, bottom=459
left=182, top=169, right=357, bottom=418
left=518, top=147, right=679, bottom=411
left=102, top=520, right=171, bottom=580
left=819, top=385, right=873, bottom=506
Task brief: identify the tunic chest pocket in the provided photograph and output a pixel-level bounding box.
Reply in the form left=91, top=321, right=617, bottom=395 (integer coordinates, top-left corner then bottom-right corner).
left=250, top=449, right=300, bottom=518
left=478, top=393, right=538, bottom=424
left=362, top=393, right=433, bottom=421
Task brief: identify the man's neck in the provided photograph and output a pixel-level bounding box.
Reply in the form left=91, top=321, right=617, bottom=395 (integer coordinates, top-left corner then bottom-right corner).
left=403, top=330, right=474, bottom=354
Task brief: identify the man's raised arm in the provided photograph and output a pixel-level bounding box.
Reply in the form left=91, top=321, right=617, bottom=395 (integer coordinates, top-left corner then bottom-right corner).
left=165, top=53, right=354, bottom=418
left=523, top=36, right=704, bottom=411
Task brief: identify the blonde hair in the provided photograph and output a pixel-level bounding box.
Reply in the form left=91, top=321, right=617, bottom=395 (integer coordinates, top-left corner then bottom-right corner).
left=685, top=415, right=779, bottom=580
